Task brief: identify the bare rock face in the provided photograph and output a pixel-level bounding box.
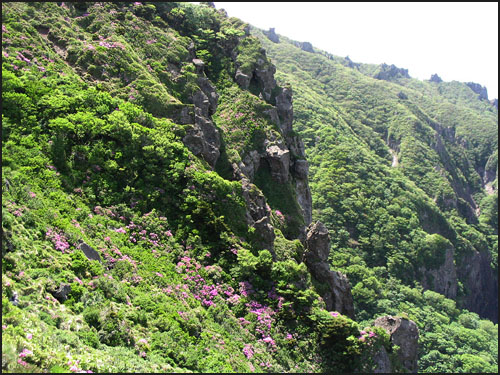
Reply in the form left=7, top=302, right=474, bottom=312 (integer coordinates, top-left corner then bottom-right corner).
left=294, top=159, right=309, bottom=180
left=295, top=176, right=312, bottom=225
left=303, top=221, right=355, bottom=318
left=372, top=346, right=392, bottom=373
left=232, top=40, right=313, bottom=231
left=374, top=316, right=419, bottom=373
left=183, top=112, right=221, bottom=168
left=458, top=249, right=498, bottom=323
left=264, top=27, right=280, bottom=43
left=491, top=98, right=498, bottom=109
left=239, top=150, right=261, bottom=181
left=240, top=178, right=275, bottom=255
left=275, top=87, right=293, bottom=134
left=235, top=69, right=251, bottom=90
left=234, top=49, right=276, bottom=102
left=293, top=41, right=314, bottom=53
left=466, top=82, right=488, bottom=101
left=266, top=144, right=290, bottom=184
left=182, top=59, right=221, bottom=168
left=483, top=152, right=497, bottom=186
left=248, top=51, right=278, bottom=103
left=419, top=246, right=458, bottom=299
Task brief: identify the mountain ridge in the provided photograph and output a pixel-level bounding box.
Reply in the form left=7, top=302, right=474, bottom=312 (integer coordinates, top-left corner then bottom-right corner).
left=2, top=2, right=498, bottom=373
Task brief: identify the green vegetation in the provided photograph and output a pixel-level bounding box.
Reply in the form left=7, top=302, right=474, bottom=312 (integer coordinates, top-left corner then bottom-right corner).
left=2, top=2, right=391, bottom=373
left=1, top=1, right=497, bottom=373
left=254, top=26, right=498, bottom=373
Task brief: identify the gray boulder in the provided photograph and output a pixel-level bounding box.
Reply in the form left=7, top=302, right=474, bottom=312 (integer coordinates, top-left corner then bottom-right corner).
left=51, top=283, right=72, bottom=302
left=77, top=241, right=101, bottom=263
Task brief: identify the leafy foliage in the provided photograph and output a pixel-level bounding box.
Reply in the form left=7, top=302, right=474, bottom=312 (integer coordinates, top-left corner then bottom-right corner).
left=254, top=26, right=498, bottom=373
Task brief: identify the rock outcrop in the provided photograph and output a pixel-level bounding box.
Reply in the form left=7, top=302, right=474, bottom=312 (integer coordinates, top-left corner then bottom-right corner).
left=374, top=316, right=419, bottom=373
left=419, top=246, right=458, bottom=299
left=458, top=249, right=498, bottom=323
left=372, top=346, right=392, bottom=373
left=374, top=63, right=410, bottom=81
left=233, top=46, right=312, bottom=228
left=9, top=291, right=19, bottom=306
left=491, top=98, right=498, bottom=109
left=397, top=91, right=408, bottom=100
left=264, top=27, right=280, bottom=43
left=50, top=283, right=72, bottom=302
left=344, top=56, right=360, bottom=69
left=274, top=86, right=312, bottom=225
left=293, top=41, right=314, bottom=53
left=466, top=82, right=488, bottom=101
left=303, top=221, right=355, bottom=318
left=431, top=129, right=478, bottom=223
left=266, top=144, right=290, bottom=183
left=429, top=73, right=443, bottom=83
left=240, top=178, right=275, bottom=255
left=182, top=58, right=221, bottom=168
left=483, top=151, right=498, bottom=187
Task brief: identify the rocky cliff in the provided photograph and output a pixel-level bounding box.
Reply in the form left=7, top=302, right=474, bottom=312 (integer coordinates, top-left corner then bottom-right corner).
left=374, top=316, right=419, bottom=373
left=304, top=221, right=355, bottom=318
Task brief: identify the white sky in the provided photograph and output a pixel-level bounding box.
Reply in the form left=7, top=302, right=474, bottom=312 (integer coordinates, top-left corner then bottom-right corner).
left=214, top=2, right=498, bottom=100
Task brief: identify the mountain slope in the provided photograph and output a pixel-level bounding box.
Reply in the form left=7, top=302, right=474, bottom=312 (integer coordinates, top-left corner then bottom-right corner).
left=1, top=2, right=497, bottom=373
left=253, top=26, right=498, bottom=372
left=2, top=2, right=400, bottom=373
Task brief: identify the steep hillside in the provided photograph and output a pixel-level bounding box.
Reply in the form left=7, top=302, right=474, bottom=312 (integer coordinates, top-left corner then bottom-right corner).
left=1, top=2, right=497, bottom=373
left=1, top=2, right=409, bottom=373
left=254, top=27, right=498, bottom=372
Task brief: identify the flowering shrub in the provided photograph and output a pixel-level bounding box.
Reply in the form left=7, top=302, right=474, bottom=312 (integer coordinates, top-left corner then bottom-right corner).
left=46, top=228, right=71, bottom=253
